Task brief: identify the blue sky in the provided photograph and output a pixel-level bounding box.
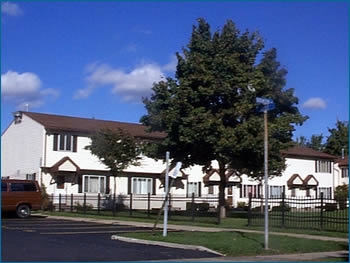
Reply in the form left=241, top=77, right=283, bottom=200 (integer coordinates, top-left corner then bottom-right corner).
left=1, top=1, right=349, bottom=142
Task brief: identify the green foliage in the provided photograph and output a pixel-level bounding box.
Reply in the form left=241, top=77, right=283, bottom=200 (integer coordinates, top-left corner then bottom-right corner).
left=271, top=202, right=291, bottom=212
left=86, top=128, right=141, bottom=176
left=296, top=120, right=348, bottom=157
left=324, top=120, right=349, bottom=156
left=74, top=201, right=93, bottom=211
left=141, top=18, right=307, bottom=216
left=237, top=201, right=246, bottom=209
left=334, top=184, right=349, bottom=210
left=40, top=183, right=50, bottom=210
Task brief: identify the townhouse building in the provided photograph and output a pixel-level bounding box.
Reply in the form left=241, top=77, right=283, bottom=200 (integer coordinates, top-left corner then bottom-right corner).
left=2, top=111, right=347, bottom=209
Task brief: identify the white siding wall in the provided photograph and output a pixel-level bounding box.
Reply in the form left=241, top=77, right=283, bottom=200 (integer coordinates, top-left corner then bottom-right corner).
left=44, top=135, right=106, bottom=170
left=1, top=115, right=44, bottom=181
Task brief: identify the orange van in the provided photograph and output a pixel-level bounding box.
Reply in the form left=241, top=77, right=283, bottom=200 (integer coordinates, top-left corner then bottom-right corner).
left=1, top=179, right=42, bottom=218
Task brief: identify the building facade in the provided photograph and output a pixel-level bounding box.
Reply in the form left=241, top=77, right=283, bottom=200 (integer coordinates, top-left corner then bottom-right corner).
left=2, top=111, right=347, bottom=210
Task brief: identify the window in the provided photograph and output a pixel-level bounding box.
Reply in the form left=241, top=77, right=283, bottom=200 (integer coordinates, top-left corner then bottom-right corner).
left=187, top=182, right=201, bottom=197
left=10, top=183, right=37, bottom=192
left=26, top=173, right=36, bottom=180
left=269, top=186, right=284, bottom=198
left=53, top=134, right=77, bottom=152
left=56, top=175, right=65, bottom=189
left=208, top=185, right=214, bottom=195
left=132, top=178, right=152, bottom=194
left=291, top=188, right=296, bottom=197
left=341, top=168, right=349, bottom=178
left=2, top=182, right=7, bottom=192
left=241, top=184, right=260, bottom=198
left=83, top=175, right=106, bottom=194
left=315, top=160, right=332, bottom=173
left=318, top=187, right=332, bottom=199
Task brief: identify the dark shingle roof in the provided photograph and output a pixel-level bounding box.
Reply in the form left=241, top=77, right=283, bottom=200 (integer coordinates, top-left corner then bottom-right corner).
left=281, top=145, right=337, bottom=160
left=336, top=156, right=349, bottom=167
left=23, top=111, right=166, bottom=140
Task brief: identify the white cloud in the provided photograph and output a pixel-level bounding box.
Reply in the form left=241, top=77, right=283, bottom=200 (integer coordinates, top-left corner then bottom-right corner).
left=76, top=59, right=175, bottom=102
left=1, top=2, right=23, bottom=16
left=1, top=70, right=59, bottom=109
left=162, top=55, right=177, bottom=72
left=302, top=97, right=327, bottom=110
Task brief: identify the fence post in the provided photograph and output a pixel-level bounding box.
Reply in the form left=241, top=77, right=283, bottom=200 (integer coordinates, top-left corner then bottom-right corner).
left=191, top=192, right=195, bottom=222
left=247, top=193, right=252, bottom=226
left=59, top=193, right=62, bottom=212
left=281, top=192, right=285, bottom=228
left=70, top=193, right=73, bottom=213
left=129, top=193, right=133, bottom=216
left=320, top=192, right=324, bottom=231
left=112, top=193, right=116, bottom=217
left=83, top=193, right=87, bottom=214
left=147, top=192, right=151, bottom=218
left=97, top=193, right=101, bottom=215
left=168, top=193, right=172, bottom=220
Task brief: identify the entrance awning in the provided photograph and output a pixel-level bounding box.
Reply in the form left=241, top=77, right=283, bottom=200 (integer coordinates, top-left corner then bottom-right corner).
left=203, top=169, right=241, bottom=186
left=287, top=174, right=304, bottom=188
left=42, top=156, right=80, bottom=174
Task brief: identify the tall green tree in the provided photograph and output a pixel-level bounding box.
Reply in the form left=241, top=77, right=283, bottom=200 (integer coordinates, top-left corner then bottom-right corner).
left=86, top=128, right=141, bottom=193
left=141, top=18, right=307, bottom=221
left=324, top=120, right=349, bottom=156
left=296, top=134, right=324, bottom=151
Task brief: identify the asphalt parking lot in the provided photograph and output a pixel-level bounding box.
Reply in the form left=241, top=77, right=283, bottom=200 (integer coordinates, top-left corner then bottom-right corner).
left=1, top=215, right=219, bottom=262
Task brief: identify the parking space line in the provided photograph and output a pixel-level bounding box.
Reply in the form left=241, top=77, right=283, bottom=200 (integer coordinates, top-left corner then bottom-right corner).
left=40, top=229, right=154, bottom=235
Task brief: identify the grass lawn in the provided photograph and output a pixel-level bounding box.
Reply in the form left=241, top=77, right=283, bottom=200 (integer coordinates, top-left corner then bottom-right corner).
left=43, top=211, right=349, bottom=259
left=120, top=230, right=348, bottom=257
left=43, top=210, right=348, bottom=238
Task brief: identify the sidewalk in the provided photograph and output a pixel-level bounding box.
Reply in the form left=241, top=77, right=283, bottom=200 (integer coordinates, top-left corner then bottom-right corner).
left=47, top=215, right=349, bottom=262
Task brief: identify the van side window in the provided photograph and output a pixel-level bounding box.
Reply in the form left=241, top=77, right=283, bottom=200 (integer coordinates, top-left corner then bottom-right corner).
left=2, top=182, right=7, bottom=192
left=10, top=183, right=37, bottom=192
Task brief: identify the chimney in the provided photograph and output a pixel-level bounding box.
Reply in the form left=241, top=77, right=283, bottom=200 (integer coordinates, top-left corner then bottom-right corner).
left=12, top=111, right=23, bottom=124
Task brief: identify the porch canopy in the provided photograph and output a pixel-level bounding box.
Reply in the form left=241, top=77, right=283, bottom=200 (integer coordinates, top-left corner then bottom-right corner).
left=203, top=169, right=242, bottom=186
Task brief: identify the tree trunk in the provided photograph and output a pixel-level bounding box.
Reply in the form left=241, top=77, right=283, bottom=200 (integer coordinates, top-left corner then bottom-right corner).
left=217, top=162, right=227, bottom=224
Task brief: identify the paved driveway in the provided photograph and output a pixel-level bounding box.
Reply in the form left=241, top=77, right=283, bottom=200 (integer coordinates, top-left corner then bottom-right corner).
left=1, top=215, right=219, bottom=262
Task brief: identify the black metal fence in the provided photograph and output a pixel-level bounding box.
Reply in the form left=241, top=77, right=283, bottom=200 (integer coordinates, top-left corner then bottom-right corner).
left=47, top=192, right=219, bottom=220
left=46, top=192, right=348, bottom=233
left=247, top=193, right=349, bottom=233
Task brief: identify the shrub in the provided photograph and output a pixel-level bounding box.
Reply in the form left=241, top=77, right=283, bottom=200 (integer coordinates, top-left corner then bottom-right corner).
left=272, top=202, right=291, bottom=212
left=324, top=203, right=337, bottom=212
left=186, top=202, right=209, bottom=211
left=237, top=201, right=246, bottom=208
left=334, top=184, right=349, bottom=210
left=75, top=201, right=93, bottom=211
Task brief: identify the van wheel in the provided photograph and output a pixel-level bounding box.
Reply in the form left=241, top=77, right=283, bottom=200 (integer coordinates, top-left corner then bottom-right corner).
left=16, top=204, right=31, bottom=218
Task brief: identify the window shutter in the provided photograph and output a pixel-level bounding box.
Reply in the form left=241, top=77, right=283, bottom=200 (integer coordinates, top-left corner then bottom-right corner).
left=198, top=182, right=201, bottom=197
left=152, top=178, right=156, bottom=195
left=53, top=134, right=58, bottom=151
left=186, top=181, right=189, bottom=198
left=127, top=177, right=131, bottom=194
left=73, top=135, right=78, bottom=152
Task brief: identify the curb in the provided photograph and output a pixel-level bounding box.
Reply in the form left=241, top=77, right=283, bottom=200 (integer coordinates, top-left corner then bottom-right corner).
left=111, top=235, right=224, bottom=257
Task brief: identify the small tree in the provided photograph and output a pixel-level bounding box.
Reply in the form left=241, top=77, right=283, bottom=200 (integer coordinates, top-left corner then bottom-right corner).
left=86, top=128, right=141, bottom=194
left=334, top=184, right=349, bottom=210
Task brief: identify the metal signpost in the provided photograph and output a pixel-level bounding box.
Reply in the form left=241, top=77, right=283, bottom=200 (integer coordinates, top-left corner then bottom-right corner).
left=152, top=151, right=182, bottom=236
left=256, top=97, right=275, bottom=250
